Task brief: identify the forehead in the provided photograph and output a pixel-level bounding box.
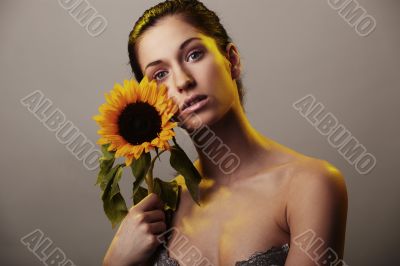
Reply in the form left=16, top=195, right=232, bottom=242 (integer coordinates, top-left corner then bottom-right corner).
left=136, top=16, right=216, bottom=70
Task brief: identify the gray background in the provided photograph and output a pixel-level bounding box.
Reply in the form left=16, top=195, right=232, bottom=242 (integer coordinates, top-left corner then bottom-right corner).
left=1, top=0, right=399, bottom=265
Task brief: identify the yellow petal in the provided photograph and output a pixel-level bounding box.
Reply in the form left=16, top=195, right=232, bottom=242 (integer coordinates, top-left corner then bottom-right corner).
left=129, top=79, right=139, bottom=102
left=134, top=145, right=144, bottom=159
left=125, top=156, right=134, bottom=167
left=151, top=138, right=160, bottom=146
left=139, top=75, right=150, bottom=88
left=142, top=142, right=152, bottom=153
left=97, top=138, right=109, bottom=145
left=147, top=87, right=157, bottom=106
left=158, top=83, right=167, bottom=97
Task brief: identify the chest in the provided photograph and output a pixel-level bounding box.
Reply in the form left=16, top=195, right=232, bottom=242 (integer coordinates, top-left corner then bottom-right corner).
left=166, top=179, right=289, bottom=264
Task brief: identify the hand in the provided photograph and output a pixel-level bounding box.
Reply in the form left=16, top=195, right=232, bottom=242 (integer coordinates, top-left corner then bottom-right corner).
left=103, top=193, right=167, bottom=266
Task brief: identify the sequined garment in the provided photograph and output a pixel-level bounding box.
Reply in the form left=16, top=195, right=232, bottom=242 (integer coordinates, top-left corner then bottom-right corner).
left=152, top=243, right=289, bottom=266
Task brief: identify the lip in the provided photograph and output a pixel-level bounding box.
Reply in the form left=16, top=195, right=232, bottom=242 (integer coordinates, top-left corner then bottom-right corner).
left=181, top=94, right=207, bottom=110
left=180, top=95, right=209, bottom=116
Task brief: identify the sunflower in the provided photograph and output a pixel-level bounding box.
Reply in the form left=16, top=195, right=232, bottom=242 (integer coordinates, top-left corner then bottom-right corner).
left=93, top=76, right=178, bottom=166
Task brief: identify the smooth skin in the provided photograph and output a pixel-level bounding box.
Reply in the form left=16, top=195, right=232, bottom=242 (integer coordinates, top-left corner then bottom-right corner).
left=104, top=15, right=348, bottom=266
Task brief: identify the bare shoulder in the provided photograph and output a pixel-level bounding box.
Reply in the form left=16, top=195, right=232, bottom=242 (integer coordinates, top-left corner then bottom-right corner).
left=286, top=155, right=348, bottom=200
left=273, top=150, right=348, bottom=262
left=281, top=153, right=348, bottom=236
left=267, top=140, right=347, bottom=199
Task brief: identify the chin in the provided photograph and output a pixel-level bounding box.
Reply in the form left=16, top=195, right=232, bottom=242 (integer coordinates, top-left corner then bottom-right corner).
left=178, top=109, right=217, bottom=132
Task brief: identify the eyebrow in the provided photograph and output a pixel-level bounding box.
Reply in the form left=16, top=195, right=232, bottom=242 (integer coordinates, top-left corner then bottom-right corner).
left=144, top=37, right=202, bottom=72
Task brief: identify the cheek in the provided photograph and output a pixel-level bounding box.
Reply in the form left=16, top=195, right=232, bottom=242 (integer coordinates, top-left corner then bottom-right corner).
left=198, top=58, right=235, bottom=107
left=195, top=56, right=232, bottom=90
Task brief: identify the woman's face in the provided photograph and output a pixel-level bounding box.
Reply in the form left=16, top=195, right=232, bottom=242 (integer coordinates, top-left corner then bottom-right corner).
left=136, top=15, right=240, bottom=130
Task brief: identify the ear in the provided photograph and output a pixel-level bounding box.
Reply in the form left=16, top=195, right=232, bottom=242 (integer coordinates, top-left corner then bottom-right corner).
left=225, top=43, right=241, bottom=80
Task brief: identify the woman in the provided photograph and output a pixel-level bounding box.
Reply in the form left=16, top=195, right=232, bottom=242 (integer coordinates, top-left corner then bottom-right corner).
left=103, top=0, right=348, bottom=265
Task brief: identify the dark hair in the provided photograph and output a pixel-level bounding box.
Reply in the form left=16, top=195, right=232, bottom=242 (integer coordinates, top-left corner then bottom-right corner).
left=127, top=0, right=245, bottom=106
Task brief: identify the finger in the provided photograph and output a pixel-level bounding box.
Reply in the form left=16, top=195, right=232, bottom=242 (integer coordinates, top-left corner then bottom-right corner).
left=156, top=198, right=165, bottom=210
left=148, top=221, right=167, bottom=235
left=135, top=193, right=164, bottom=212
left=143, top=209, right=165, bottom=223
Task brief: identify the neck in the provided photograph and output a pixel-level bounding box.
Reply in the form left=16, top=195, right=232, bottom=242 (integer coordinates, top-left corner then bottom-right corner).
left=188, top=103, right=272, bottom=183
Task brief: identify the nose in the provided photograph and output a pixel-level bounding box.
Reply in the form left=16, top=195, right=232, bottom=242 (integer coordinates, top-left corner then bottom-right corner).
left=172, top=65, right=195, bottom=94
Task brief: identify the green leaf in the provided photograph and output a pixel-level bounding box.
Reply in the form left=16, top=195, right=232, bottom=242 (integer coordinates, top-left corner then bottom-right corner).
left=100, top=163, right=119, bottom=191
left=102, top=164, right=128, bottom=228
left=133, top=186, right=148, bottom=205
left=172, top=136, right=179, bottom=146
left=101, top=144, right=115, bottom=160
left=153, top=178, right=180, bottom=211
left=96, top=158, right=115, bottom=187
left=103, top=192, right=128, bottom=229
left=96, top=144, right=116, bottom=187
left=110, top=165, right=124, bottom=199
left=131, top=152, right=151, bottom=196
left=170, top=145, right=201, bottom=205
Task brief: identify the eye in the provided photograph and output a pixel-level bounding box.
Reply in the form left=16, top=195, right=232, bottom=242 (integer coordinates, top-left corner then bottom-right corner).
left=153, top=70, right=168, bottom=81
left=187, top=50, right=204, bottom=62
left=152, top=50, right=204, bottom=81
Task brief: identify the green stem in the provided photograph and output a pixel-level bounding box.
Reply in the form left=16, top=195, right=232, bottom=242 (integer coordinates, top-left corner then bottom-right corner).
left=146, top=172, right=154, bottom=194
left=145, top=149, right=167, bottom=195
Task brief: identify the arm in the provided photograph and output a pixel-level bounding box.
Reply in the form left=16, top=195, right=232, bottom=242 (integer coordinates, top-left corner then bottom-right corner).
left=285, top=160, right=348, bottom=266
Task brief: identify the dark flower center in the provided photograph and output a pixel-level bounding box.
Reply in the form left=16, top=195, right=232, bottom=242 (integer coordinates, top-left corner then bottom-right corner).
left=118, top=102, right=162, bottom=145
